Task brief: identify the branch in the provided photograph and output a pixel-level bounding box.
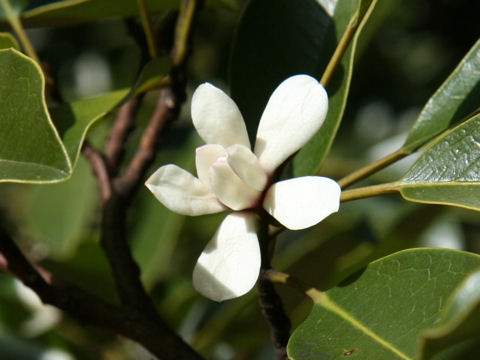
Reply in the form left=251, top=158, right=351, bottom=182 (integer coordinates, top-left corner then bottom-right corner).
left=104, top=97, right=140, bottom=175
left=82, top=142, right=112, bottom=204
left=0, top=227, right=202, bottom=360
left=116, top=87, right=180, bottom=199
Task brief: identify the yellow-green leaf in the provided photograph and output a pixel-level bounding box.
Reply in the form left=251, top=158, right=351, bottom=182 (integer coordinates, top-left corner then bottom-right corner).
left=0, top=32, right=18, bottom=49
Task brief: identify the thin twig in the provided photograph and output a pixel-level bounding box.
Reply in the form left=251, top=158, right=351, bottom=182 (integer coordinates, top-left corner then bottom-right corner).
left=137, top=0, right=158, bottom=59
left=104, top=97, right=140, bottom=174
left=340, top=182, right=401, bottom=202
left=116, top=87, right=180, bottom=199
left=338, top=150, right=407, bottom=189
left=82, top=142, right=112, bottom=204
left=0, top=0, right=40, bottom=65
left=0, top=227, right=203, bottom=360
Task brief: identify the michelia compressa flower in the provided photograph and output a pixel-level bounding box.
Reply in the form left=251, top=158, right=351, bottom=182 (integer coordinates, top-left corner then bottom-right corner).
left=145, top=74, right=341, bottom=302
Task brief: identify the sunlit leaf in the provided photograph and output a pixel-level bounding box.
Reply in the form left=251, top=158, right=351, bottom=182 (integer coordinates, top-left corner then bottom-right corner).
left=287, top=248, right=480, bottom=360
left=0, top=48, right=71, bottom=183
left=0, top=32, right=18, bottom=49
left=402, top=39, right=480, bottom=153
left=419, top=269, right=480, bottom=359
left=400, top=113, right=480, bottom=211
left=293, top=0, right=377, bottom=176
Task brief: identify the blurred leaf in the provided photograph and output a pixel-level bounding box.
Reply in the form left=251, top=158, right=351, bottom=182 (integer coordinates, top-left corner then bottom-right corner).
left=0, top=48, right=71, bottom=183
left=419, top=269, right=480, bottom=360
left=293, top=0, right=378, bottom=176
left=132, top=193, right=184, bottom=289
left=400, top=113, right=480, bottom=211
left=21, top=158, right=97, bottom=259
left=287, top=248, right=480, bottom=360
left=44, top=241, right=118, bottom=304
left=0, top=0, right=28, bottom=20
left=0, top=32, right=18, bottom=49
left=229, top=0, right=331, bottom=139
left=51, top=88, right=128, bottom=166
left=131, top=56, right=172, bottom=96
left=17, top=0, right=236, bottom=28
left=402, top=39, right=480, bottom=153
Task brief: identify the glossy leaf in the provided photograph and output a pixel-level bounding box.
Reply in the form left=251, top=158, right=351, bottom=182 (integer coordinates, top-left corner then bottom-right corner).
left=18, top=0, right=236, bottom=27
left=419, top=269, right=480, bottom=359
left=402, top=39, right=480, bottom=153
left=0, top=32, right=18, bottom=49
left=293, top=0, right=377, bottom=176
left=400, top=113, right=480, bottom=211
left=0, top=48, right=71, bottom=183
left=287, top=248, right=480, bottom=360
left=51, top=88, right=128, bottom=166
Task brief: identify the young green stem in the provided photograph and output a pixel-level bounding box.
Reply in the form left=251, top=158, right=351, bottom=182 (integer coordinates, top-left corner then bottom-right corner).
left=0, top=0, right=40, bottom=64
left=338, top=149, right=408, bottom=189
left=340, top=182, right=401, bottom=202
left=137, top=0, right=158, bottom=59
left=320, top=15, right=357, bottom=87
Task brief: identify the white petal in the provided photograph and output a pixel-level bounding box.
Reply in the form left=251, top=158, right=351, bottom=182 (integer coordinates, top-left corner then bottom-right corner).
left=193, top=213, right=261, bottom=301
left=263, top=176, right=340, bottom=230
left=254, top=75, right=328, bottom=174
left=195, top=144, right=227, bottom=189
left=192, top=83, right=251, bottom=148
left=145, top=164, right=225, bottom=216
left=210, top=158, right=261, bottom=211
left=226, top=144, right=268, bottom=191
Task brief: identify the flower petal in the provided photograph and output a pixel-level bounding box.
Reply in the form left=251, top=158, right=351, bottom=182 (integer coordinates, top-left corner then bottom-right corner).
left=145, top=164, right=225, bottom=216
left=193, top=212, right=261, bottom=301
left=263, top=176, right=340, bottom=230
left=226, top=144, right=268, bottom=191
left=210, top=158, right=261, bottom=210
left=254, top=74, right=328, bottom=174
left=195, top=144, right=227, bottom=189
left=192, top=83, right=250, bottom=148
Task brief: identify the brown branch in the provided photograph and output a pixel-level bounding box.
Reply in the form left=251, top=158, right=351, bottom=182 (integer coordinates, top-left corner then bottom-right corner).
left=104, top=97, right=140, bottom=175
left=82, top=142, right=112, bottom=204
left=115, top=87, right=181, bottom=199
left=0, top=227, right=202, bottom=360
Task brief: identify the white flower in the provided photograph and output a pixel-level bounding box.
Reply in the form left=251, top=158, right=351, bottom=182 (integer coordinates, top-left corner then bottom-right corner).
left=145, top=74, right=341, bottom=302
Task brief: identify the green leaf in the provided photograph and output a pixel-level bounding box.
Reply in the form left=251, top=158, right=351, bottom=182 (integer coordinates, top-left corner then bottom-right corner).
left=51, top=88, right=129, bottom=166
left=293, top=0, right=377, bottom=176
left=18, top=0, right=236, bottom=27
left=131, top=56, right=172, bottom=96
left=287, top=248, right=480, bottom=360
left=229, top=0, right=332, bottom=139
left=400, top=113, right=480, bottom=211
left=402, top=39, right=480, bottom=153
left=0, top=48, right=127, bottom=183
left=0, top=48, right=71, bottom=183
left=419, top=269, right=480, bottom=360
left=0, top=32, right=18, bottom=49
left=0, top=0, right=27, bottom=20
